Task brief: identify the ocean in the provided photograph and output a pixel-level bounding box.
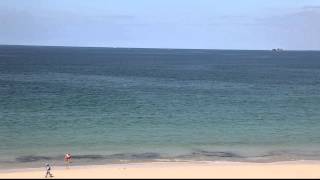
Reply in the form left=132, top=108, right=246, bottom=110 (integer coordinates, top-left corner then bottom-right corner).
left=1, top=45, right=320, bottom=169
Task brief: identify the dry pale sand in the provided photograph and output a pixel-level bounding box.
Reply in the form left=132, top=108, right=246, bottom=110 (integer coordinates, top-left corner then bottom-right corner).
left=1, top=161, right=320, bottom=179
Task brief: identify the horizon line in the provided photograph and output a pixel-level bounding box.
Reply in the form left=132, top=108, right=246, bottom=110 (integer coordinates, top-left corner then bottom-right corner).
left=0, top=44, right=319, bottom=52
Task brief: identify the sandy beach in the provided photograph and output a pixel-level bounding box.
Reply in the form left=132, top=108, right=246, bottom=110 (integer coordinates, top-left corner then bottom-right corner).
left=1, top=161, right=320, bottom=179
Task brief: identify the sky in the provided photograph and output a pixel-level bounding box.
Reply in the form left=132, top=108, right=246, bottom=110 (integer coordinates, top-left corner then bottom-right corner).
left=0, top=0, right=320, bottom=50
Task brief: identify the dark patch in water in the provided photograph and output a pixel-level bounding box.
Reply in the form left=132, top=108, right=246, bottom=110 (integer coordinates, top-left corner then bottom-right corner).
left=131, top=152, right=160, bottom=159
left=191, top=150, right=243, bottom=158
left=15, top=152, right=162, bottom=163
left=16, top=156, right=52, bottom=162
left=72, top=155, right=105, bottom=160
left=106, top=152, right=161, bottom=160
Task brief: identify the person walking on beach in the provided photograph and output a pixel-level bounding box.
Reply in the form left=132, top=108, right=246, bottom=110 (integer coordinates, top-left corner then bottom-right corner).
left=64, top=153, right=72, bottom=168
left=45, top=163, right=54, bottom=178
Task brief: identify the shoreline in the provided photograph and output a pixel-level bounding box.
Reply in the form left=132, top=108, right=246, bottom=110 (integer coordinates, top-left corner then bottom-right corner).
left=1, top=160, right=320, bottom=178
left=1, top=158, right=319, bottom=172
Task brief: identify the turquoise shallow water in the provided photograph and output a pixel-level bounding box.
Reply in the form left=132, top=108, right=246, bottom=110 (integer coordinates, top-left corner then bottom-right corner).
left=1, top=45, right=320, bottom=168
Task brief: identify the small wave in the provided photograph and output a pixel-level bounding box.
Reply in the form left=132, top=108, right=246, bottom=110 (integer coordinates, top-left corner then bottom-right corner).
left=192, top=150, right=243, bottom=158
left=12, top=150, right=320, bottom=164
left=16, top=156, right=53, bottom=163
left=14, top=152, right=162, bottom=163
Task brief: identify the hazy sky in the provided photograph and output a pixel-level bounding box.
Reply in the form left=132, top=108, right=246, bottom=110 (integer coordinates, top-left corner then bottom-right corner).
left=1, top=0, right=320, bottom=50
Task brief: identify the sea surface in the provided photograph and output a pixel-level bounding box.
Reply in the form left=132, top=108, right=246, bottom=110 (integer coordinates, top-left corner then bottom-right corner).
left=1, top=45, right=320, bottom=169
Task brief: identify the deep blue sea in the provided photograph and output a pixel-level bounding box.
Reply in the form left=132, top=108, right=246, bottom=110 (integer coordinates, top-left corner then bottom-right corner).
left=1, top=45, right=320, bottom=169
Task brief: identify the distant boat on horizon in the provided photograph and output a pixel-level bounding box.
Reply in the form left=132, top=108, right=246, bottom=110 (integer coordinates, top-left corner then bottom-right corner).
left=272, top=48, right=284, bottom=52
